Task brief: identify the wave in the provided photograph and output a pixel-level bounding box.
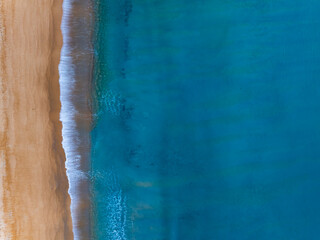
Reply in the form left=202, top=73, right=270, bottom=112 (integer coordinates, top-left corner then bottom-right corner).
left=59, top=0, right=93, bottom=239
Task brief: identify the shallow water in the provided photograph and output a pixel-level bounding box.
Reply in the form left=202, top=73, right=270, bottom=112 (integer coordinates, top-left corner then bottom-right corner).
left=90, top=1, right=320, bottom=239
left=59, top=0, right=93, bottom=238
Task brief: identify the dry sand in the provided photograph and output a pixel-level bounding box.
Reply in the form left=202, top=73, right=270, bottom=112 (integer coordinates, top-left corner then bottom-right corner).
left=0, top=0, right=73, bottom=239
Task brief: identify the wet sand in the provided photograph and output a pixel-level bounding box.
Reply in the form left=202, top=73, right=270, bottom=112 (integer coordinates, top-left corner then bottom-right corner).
left=59, top=0, right=94, bottom=238
left=0, top=0, right=73, bottom=239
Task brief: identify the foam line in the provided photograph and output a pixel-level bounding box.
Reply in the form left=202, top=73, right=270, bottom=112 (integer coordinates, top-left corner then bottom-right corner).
left=59, top=0, right=87, bottom=239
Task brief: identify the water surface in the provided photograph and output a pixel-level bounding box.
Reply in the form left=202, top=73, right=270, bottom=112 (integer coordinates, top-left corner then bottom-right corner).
left=91, top=1, right=320, bottom=239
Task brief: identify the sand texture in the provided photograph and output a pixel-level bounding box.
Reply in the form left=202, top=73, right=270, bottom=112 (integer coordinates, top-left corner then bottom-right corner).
left=0, top=0, right=73, bottom=239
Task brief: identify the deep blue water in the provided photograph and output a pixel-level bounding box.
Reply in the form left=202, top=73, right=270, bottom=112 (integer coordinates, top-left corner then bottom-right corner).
left=91, top=1, right=320, bottom=239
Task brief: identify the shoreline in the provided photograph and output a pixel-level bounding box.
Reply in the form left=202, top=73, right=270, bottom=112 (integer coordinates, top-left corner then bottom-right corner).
left=59, top=0, right=94, bottom=239
left=0, top=0, right=73, bottom=239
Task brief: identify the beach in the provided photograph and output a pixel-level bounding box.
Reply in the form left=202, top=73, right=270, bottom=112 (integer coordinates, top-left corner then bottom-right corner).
left=2, top=0, right=320, bottom=239
left=0, top=0, right=73, bottom=239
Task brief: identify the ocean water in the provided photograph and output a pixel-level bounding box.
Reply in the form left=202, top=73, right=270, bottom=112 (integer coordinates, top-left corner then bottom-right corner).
left=89, top=0, right=320, bottom=239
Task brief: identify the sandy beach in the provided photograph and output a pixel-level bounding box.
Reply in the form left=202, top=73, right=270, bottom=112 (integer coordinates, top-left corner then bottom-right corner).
left=0, top=0, right=73, bottom=239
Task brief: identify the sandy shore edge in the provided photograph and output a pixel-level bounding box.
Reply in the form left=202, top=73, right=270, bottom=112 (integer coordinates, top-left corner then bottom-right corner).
left=59, top=0, right=94, bottom=238
left=0, top=0, right=73, bottom=239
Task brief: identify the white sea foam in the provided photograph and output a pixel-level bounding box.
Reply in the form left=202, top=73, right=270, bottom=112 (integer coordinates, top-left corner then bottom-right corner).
left=59, top=0, right=88, bottom=239
left=92, top=170, right=128, bottom=240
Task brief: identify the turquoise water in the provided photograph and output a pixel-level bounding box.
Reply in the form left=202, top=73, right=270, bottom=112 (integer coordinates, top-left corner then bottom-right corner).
left=91, top=1, right=320, bottom=239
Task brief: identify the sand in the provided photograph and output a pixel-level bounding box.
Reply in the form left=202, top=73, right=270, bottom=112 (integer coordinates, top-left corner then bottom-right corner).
left=0, top=0, right=73, bottom=239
